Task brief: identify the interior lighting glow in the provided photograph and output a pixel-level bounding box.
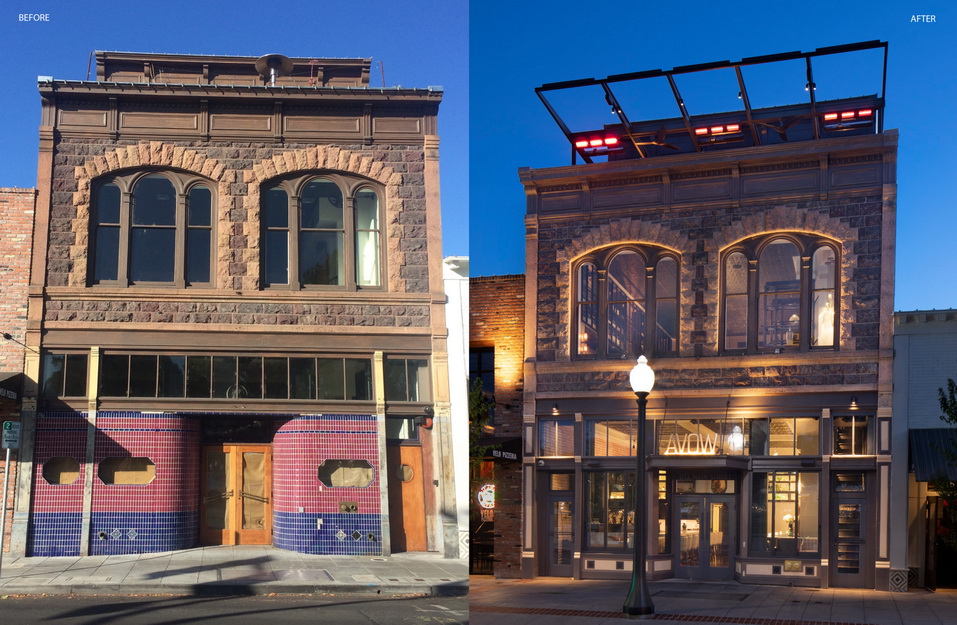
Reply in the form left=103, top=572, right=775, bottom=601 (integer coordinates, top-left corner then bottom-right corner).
left=694, top=128, right=708, bottom=136
left=823, top=113, right=839, bottom=121
left=604, top=137, right=619, bottom=145
left=575, top=140, right=589, bottom=148
left=589, top=139, right=603, bottom=147
left=726, top=124, right=740, bottom=132
left=841, top=111, right=855, bottom=119
left=710, top=126, right=724, bottom=133
left=857, top=109, right=873, bottom=117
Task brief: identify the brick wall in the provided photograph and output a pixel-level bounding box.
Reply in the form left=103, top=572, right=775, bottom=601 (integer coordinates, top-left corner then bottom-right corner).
left=0, top=188, right=35, bottom=372
left=470, top=274, right=524, bottom=577
left=0, top=187, right=34, bottom=553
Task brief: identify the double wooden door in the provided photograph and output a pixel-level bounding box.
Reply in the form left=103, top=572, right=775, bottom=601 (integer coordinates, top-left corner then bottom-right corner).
left=200, top=444, right=272, bottom=545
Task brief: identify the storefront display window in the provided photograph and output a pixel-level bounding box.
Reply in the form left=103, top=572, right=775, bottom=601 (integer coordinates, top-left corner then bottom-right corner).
left=540, top=419, right=575, bottom=456
left=586, top=419, right=635, bottom=456
left=585, top=471, right=635, bottom=551
left=751, top=471, right=819, bottom=556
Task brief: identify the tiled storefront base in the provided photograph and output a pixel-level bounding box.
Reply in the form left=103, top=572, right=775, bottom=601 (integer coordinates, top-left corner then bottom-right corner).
left=28, top=512, right=83, bottom=557
left=89, top=511, right=198, bottom=555
left=28, top=411, right=384, bottom=558
left=274, top=512, right=382, bottom=555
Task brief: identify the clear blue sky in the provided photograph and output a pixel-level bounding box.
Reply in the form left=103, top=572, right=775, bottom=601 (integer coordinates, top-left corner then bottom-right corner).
left=470, top=0, right=956, bottom=312
left=0, top=0, right=468, bottom=258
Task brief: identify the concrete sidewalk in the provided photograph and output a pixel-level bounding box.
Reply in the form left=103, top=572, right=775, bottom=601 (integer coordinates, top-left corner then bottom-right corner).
left=0, top=546, right=467, bottom=597
left=470, top=576, right=957, bottom=625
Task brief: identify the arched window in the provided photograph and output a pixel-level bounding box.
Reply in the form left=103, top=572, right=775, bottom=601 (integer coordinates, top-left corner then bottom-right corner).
left=722, top=235, right=838, bottom=353
left=262, top=174, right=383, bottom=290
left=574, top=246, right=678, bottom=359
left=91, top=171, right=214, bottom=287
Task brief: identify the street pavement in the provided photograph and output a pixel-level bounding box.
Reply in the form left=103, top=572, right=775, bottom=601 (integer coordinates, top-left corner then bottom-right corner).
left=470, top=575, right=957, bottom=625
left=0, top=545, right=467, bottom=597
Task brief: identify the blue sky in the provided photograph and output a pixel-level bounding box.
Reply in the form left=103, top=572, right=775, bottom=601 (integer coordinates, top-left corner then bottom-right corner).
left=470, top=0, right=955, bottom=312
left=0, top=0, right=468, bottom=258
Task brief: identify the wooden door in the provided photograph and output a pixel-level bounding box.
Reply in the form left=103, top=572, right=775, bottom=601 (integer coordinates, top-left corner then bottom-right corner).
left=201, top=444, right=272, bottom=545
left=387, top=445, right=427, bottom=552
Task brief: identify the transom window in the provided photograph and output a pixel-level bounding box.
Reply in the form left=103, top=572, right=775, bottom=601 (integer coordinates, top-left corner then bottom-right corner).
left=574, top=246, right=678, bottom=359
left=722, top=235, right=838, bottom=353
left=91, top=171, right=214, bottom=287
left=262, top=174, right=383, bottom=290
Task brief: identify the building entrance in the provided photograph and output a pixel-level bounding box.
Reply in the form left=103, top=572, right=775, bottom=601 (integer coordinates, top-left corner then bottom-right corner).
left=543, top=496, right=574, bottom=577
left=830, top=473, right=871, bottom=588
left=200, top=444, right=272, bottom=545
left=387, top=445, right=428, bottom=552
left=674, top=494, right=735, bottom=580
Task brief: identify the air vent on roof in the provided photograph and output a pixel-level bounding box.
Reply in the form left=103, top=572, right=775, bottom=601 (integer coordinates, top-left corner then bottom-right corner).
left=255, top=54, right=293, bottom=86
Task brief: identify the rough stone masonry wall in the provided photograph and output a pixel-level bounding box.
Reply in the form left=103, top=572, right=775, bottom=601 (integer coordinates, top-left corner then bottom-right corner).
left=470, top=274, right=524, bottom=577
left=44, top=138, right=430, bottom=327
left=536, top=193, right=884, bottom=393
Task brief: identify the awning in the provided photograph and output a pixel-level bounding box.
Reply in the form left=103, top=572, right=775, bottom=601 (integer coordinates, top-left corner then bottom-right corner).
left=0, top=372, right=21, bottom=401
left=910, top=429, right=957, bottom=482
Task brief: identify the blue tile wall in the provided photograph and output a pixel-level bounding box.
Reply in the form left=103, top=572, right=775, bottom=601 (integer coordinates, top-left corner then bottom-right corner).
left=29, top=512, right=83, bottom=557
left=88, top=511, right=198, bottom=556
left=274, top=512, right=382, bottom=556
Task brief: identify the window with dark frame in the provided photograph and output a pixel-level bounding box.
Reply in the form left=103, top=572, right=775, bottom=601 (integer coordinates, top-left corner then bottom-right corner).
left=384, top=357, right=431, bottom=402
left=91, top=172, right=215, bottom=287
left=262, top=173, right=383, bottom=290
left=833, top=416, right=872, bottom=455
left=585, top=471, right=636, bottom=552
left=40, top=353, right=89, bottom=398
left=750, top=471, right=820, bottom=556
left=722, top=234, right=838, bottom=354
left=574, top=246, right=678, bottom=360
left=97, top=354, right=373, bottom=401
left=469, top=347, right=495, bottom=422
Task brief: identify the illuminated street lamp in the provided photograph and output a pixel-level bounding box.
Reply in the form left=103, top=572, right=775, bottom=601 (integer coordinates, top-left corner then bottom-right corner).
left=623, top=355, right=655, bottom=617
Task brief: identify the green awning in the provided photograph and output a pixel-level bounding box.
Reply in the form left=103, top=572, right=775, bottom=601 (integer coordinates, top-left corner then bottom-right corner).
left=0, top=372, right=20, bottom=401
left=910, top=429, right=957, bottom=482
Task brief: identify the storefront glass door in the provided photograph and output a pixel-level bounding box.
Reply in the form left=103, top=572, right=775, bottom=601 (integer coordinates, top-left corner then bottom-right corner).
left=675, top=495, right=735, bottom=579
left=546, top=497, right=574, bottom=576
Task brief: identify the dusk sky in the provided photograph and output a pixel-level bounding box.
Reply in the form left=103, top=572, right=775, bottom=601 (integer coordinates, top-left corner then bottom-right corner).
left=0, top=0, right=468, bottom=258
left=470, top=0, right=955, bottom=312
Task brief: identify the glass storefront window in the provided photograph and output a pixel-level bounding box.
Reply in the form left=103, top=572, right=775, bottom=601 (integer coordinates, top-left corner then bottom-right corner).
left=834, top=416, right=872, bottom=455
left=657, top=419, right=749, bottom=456
left=658, top=471, right=670, bottom=554
left=539, top=420, right=574, bottom=456
left=751, top=471, right=819, bottom=556
left=585, top=471, right=635, bottom=551
left=757, top=418, right=819, bottom=456
left=586, top=419, right=635, bottom=456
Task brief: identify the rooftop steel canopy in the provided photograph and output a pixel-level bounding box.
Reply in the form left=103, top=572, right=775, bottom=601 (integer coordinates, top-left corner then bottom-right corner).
left=536, top=41, right=888, bottom=164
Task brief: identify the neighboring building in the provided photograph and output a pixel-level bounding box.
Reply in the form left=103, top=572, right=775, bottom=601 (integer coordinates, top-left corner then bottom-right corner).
left=469, top=274, right=524, bottom=576
left=0, top=188, right=36, bottom=552
left=518, top=42, right=900, bottom=589
left=12, top=51, right=456, bottom=558
left=443, top=256, right=470, bottom=556
left=891, top=310, right=957, bottom=591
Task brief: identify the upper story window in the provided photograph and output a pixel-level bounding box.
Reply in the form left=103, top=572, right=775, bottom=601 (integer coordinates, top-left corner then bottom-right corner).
left=92, top=171, right=214, bottom=287
left=574, top=247, right=678, bottom=359
left=262, top=174, right=383, bottom=290
left=722, top=235, right=838, bottom=353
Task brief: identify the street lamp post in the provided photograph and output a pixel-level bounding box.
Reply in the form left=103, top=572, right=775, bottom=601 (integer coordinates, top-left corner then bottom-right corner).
left=623, top=355, right=655, bottom=617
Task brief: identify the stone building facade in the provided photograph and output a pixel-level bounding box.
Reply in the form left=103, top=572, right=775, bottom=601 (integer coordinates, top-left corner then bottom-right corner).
left=469, top=274, right=524, bottom=577
left=0, top=187, right=36, bottom=552
left=13, top=52, right=455, bottom=558
left=520, top=125, right=897, bottom=587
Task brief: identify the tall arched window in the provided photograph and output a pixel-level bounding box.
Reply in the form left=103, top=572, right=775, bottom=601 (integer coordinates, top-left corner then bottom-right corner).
left=574, top=246, right=678, bottom=359
left=262, top=174, right=384, bottom=290
left=722, top=234, right=838, bottom=353
left=91, top=171, right=214, bottom=287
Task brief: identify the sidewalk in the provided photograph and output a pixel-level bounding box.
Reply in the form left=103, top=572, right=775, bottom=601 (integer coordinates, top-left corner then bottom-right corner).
left=0, top=546, right=467, bottom=597
left=470, top=575, right=957, bottom=625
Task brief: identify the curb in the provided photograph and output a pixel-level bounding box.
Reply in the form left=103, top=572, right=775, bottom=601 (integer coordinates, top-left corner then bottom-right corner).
left=0, top=581, right=469, bottom=597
